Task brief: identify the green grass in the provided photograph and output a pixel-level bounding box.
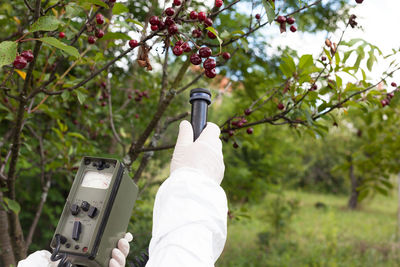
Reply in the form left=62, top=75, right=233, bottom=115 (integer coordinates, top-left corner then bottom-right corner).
left=217, top=190, right=400, bottom=267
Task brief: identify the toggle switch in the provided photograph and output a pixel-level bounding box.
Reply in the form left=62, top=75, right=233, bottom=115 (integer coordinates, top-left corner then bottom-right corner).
left=72, top=221, right=82, bottom=241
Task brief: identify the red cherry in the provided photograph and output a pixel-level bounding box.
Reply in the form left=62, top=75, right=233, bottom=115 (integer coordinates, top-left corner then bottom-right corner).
left=175, top=40, right=183, bottom=46
left=233, top=142, right=239, bottom=149
left=222, top=52, right=231, bottom=60
left=287, top=17, right=295, bottom=25
left=173, top=0, right=182, bottom=6
left=95, top=29, right=104, bottom=38
left=215, top=0, right=223, bottom=8
left=277, top=103, right=285, bottom=110
left=135, top=114, right=140, bottom=119
left=149, top=16, right=160, bottom=25
left=101, top=101, right=106, bottom=107
left=277, top=16, right=286, bottom=23
left=59, top=32, right=66, bottom=38
left=88, top=36, right=96, bottom=44
left=159, top=21, right=166, bottom=30
left=151, top=25, right=158, bottom=31
left=181, top=42, right=191, bottom=52
left=228, top=130, right=234, bottom=137
left=13, top=56, right=27, bottom=69
left=84, top=104, right=89, bottom=109
left=192, top=29, right=202, bottom=38
left=128, top=94, right=132, bottom=99
left=388, top=92, right=395, bottom=99
left=381, top=99, right=389, bottom=107
left=165, top=17, right=174, bottom=26
left=205, top=68, right=217, bottom=78
left=255, top=14, right=261, bottom=20
left=135, top=95, right=142, bottom=102
left=199, top=47, right=212, bottom=58
left=355, top=0, right=363, bottom=3
left=101, top=81, right=107, bottom=88
left=244, top=109, right=252, bottom=116
left=173, top=46, right=183, bottom=56
left=241, top=118, right=247, bottom=124
left=142, top=91, right=149, bottom=98
left=208, top=31, right=216, bottom=39
left=198, top=12, right=206, bottom=21
left=168, top=24, right=178, bottom=35
left=165, top=7, right=175, bottom=16
left=21, top=50, right=34, bottom=62
left=96, top=13, right=104, bottom=25
left=109, top=0, right=117, bottom=2
left=203, top=58, right=216, bottom=70
left=129, top=39, right=138, bottom=48
left=321, top=56, right=327, bottom=61
left=190, top=53, right=202, bottom=65
left=232, top=120, right=238, bottom=126
left=310, top=84, right=318, bottom=91
left=190, top=11, right=198, bottom=20
left=246, top=128, right=253, bottom=134
left=204, top=18, right=213, bottom=27
left=290, top=25, right=297, bottom=32
left=391, top=82, right=397, bottom=87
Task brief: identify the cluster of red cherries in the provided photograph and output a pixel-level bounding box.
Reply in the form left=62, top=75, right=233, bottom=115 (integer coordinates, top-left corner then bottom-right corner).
left=142, top=0, right=231, bottom=78
left=13, top=50, right=34, bottom=69
left=381, top=82, right=398, bottom=107
left=222, top=109, right=255, bottom=149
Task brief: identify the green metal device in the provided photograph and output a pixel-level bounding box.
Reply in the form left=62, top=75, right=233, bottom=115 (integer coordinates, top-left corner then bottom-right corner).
left=50, top=156, right=138, bottom=267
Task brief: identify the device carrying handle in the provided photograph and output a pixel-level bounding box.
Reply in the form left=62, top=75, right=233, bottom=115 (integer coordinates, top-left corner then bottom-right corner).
left=190, top=88, right=212, bottom=141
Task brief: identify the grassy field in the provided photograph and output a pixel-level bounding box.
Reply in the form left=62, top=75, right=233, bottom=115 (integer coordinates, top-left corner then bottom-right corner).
left=217, top=190, right=400, bottom=267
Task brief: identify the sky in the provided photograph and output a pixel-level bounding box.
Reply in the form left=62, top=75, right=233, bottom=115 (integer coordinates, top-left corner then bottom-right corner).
left=264, top=0, right=400, bottom=86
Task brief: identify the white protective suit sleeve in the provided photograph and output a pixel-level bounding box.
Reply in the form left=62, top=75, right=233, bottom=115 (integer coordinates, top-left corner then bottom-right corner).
left=146, top=121, right=228, bottom=267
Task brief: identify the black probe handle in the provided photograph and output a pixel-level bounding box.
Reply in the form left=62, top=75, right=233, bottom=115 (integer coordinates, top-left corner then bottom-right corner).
left=189, top=88, right=212, bottom=141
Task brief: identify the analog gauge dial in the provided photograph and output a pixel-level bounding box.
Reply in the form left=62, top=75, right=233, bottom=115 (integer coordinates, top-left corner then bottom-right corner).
left=82, top=171, right=112, bottom=189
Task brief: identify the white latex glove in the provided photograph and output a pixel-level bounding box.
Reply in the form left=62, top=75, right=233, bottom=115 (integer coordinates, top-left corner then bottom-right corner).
left=170, top=120, right=225, bottom=185
left=17, top=232, right=133, bottom=267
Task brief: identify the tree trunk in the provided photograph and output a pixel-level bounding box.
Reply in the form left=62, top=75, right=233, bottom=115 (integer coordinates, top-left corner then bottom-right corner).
left=348, top=155, right=359, bottom=210
left=0, top=192, right=16, bottom=267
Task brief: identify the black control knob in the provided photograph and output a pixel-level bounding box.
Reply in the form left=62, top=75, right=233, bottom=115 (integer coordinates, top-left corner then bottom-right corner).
left=72, top=221, right=82, bottom=241
left=70, top=204, right=80, bottom=216
left=81, top=201, right=90, bottom=212
left=88, top=206, right=98, bottom=218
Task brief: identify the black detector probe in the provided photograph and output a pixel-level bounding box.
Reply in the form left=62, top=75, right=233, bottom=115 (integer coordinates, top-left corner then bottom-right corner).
left=190, top=88, right=212, bottom=141
left=50, top=88, right=211, bottom=267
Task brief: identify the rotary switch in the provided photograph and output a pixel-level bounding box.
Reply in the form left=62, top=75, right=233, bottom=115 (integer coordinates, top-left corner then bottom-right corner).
left=70, top=204, right=80, bottom=216
left=81, top=201, right=90, bottom=212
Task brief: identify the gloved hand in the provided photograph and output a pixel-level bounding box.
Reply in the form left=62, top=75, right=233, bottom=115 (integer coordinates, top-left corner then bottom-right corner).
left=17, top=232, right=133, bottom=267
left=170, top=120, right=225, bottom=185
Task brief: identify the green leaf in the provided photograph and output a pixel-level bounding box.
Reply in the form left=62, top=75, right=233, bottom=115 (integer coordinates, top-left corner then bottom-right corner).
left=40, top=37, right=80, bottom=59
left=61, top=90, right=70, bottom=101
left=262, top=0, right=275, bottom=24
left=102, top=32, right=131, bottom=41
left=113, top=3, right=129, bottom=15
left=126, top=19, right=144, bottom=28
left=280, top=56, right=296, bottom=77
left=0, top=41, right=17, bottom=68
left=67, top=132, right=86, bottom=140
left=86, top=0, right=109, bottom=9
left=3, top=197, right=21, bottom=214
left=367, top=50, right=376, bottom=71
left=299, top=54, right=313, bottom=71
left=30, top=16, right=60, bottom=32
left=76, top=90, right=87, bottom=105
